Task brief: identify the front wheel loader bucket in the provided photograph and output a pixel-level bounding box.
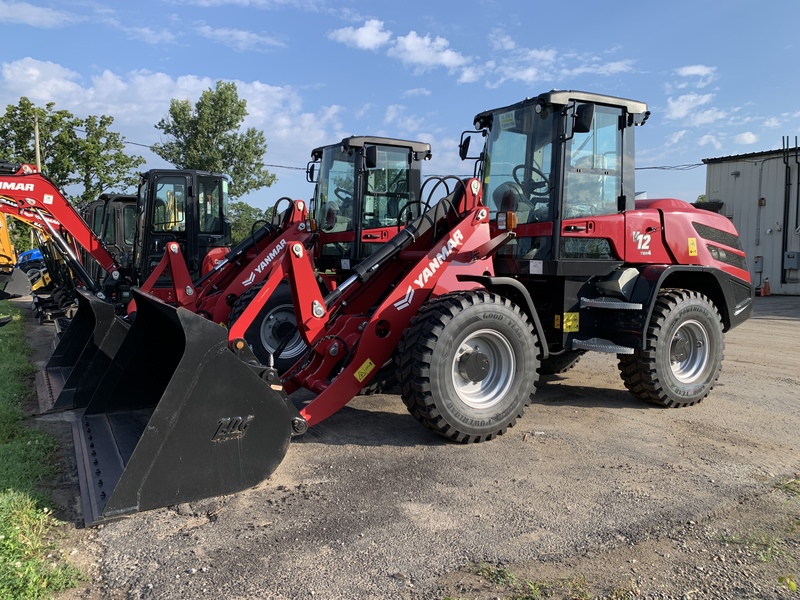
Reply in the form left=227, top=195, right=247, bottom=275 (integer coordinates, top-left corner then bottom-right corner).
left=42, top=289, right=130, bottom=412
left=74, top=289, right=293, bottom=525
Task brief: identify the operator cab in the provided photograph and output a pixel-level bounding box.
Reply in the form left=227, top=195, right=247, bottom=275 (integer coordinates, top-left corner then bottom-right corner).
left=134, top=170, right=231, bottom=287
left=464, top=90, right=649, bottom=276
left=307, top=136, right=431, bottom=275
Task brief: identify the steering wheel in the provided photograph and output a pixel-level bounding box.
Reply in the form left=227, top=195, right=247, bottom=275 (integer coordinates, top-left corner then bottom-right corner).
left=513, top=164, right=550, bottom=197
left=334, top=187, right=353, bottom=203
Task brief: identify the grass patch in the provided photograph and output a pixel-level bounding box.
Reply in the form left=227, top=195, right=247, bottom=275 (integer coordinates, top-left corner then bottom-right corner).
left=0, top=304, right=81, bottom=599
left=774, top=475, right=800, bottom=498
left=720, top=531, right=785, bottom=562
left=471, top=563, right=592, bottom=600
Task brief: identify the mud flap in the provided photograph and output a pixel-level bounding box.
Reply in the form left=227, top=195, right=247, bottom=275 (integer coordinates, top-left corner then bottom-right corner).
left=43, top=289, right=129, bottom=412
left=0, top=268, right=31, bottom=299
left=74, top=289, right=293, bottom=525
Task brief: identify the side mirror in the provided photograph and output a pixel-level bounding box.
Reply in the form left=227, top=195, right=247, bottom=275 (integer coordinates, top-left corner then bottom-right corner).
left=306, top=162, right=316, bottom=184
left=365, top=145, right=378, bottom=169
left=574, top=103, right=595, bottom=134
left=459, top=135, right=471, bottom=161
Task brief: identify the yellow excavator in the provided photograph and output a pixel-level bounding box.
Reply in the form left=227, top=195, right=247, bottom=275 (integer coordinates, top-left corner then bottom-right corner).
left=0, top=212, right=31, bottom=300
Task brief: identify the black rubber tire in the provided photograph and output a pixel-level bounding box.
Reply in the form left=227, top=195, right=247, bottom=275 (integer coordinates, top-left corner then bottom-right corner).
left=357, top=358, right=399, bottom=396
left=228, top=280, right=307, bottom=373
left=617, top=289, right=724, bottom=407
left=539, top=350, right=585, bottom=375
left=397, top=291, right=540, bottom=443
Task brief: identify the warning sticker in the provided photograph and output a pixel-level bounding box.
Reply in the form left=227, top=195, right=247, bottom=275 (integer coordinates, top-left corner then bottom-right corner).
left=498, top=111, right=516, bottom=130
left=354, top=358, right=376, bottom=383
left=563, top=312, right=579, bottom=333
left=688, top=237, right=698, bottom=257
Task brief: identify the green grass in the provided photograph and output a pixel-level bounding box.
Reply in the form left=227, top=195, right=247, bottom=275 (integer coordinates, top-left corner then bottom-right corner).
left=774, top=475, right=800, bottom=498
left=0, top=303, right=81, bottom=599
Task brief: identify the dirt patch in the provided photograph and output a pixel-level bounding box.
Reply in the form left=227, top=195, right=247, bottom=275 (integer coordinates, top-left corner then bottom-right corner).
left=12, top=295, right=800, bottom=599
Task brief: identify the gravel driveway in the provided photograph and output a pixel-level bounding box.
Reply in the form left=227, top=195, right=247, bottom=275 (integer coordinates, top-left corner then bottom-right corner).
left=18, top=294, right=799, bottom=599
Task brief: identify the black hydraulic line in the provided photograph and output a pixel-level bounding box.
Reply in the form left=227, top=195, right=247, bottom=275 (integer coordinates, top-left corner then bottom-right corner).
left=37, top=209, right=102, bottom=294
left=323, top=198, right=449, bottom=309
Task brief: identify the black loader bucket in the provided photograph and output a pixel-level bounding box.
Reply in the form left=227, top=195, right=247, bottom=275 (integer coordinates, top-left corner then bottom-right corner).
left=73, top=289, right=293, bottom=525
left=42, top=289, right=130, bottom=412
left=0, top=268, right=30, bottom=299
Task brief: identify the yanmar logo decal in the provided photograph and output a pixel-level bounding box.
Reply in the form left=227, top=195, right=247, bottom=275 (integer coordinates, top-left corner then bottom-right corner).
left=242, top=239, right=287, bottom=286
left=0, top=182, right=34, bottom=192
left=394, top=229, right=464, bottom=311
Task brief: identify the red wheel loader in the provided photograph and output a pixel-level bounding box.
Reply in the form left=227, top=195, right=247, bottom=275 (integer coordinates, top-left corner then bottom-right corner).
left=51, top=136, right=432, bottom=413
left=70, top=90, right=753, bottom=525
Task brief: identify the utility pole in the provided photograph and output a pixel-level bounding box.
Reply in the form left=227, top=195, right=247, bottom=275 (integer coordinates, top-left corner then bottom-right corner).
left=34, top=114, right=42, bottom=170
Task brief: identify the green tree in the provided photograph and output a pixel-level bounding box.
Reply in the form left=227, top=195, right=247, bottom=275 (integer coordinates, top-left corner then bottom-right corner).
left=228, top=200, right=271, bottom=245
left=152, top=81, right=276, bottom=200
left=72, top=115, right=145, bottom=205
left=0, top=97, right=145, bottom=207
left=696, top=193, right=706, bottom=203
left=0, top=97, right=81, bottom=188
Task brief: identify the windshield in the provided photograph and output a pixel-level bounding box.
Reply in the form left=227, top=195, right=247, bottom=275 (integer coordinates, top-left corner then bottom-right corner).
left=314, top=146, right=356, bottom=232
left=198, top=175, right=228, bottom=234
left=482, top=104, right=557, bottom=224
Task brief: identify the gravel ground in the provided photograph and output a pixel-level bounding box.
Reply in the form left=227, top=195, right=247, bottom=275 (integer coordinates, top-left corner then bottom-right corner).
left=14, top=294, right=800, bottom=599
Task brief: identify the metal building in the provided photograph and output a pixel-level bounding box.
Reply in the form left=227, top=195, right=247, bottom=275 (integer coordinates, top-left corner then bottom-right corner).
left=703, top=141, right=800, bottom=295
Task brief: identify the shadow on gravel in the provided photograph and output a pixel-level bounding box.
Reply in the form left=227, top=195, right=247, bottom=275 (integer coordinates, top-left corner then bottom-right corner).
left=535, top=378, right=648, bottom=410
left=291, top=404, right=447, bottom=448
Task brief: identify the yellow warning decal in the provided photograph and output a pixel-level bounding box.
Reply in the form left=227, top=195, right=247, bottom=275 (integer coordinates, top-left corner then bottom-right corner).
left=563, top=312, right=579, bottom=333
left=354, top=358, right=376, bottom=383
left=688, top=237, right=698, bottom=257
left=554, top=314, right=562, bottom=329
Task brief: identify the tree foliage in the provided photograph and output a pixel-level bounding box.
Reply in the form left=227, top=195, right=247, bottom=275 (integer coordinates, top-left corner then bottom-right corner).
left=228, top=200, right=272, bottom=245
left=151, top=81, right=276, bottom=200
left=0, top=98, right=145, bottom=207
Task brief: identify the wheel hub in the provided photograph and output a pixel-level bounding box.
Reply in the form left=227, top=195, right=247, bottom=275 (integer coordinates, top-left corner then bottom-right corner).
left=457, top=351, right=490, bottom=383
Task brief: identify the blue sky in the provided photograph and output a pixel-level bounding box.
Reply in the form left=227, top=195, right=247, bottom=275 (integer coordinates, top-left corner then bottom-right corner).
left=2, top=0, right=799, bottom=210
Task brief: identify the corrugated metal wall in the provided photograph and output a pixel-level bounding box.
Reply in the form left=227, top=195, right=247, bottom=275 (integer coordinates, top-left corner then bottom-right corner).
left=705, top=150, right=800, bottom=295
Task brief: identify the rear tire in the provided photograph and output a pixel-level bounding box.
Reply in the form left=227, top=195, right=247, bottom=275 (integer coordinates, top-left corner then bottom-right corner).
left=228, top=281, right=306, bottom=373
left=618, top=289, right=724, bottom=407
left=397, top=291, right=540, bottom=442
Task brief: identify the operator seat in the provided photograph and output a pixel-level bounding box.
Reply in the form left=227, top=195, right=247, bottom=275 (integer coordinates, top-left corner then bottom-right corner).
left=493, top=181, right=521, bottom=212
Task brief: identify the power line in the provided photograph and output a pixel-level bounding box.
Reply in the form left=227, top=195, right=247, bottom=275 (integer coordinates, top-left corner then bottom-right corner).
left=113, top=133, right=707, bottom=174
left=635, top=163, right=704, bottom=171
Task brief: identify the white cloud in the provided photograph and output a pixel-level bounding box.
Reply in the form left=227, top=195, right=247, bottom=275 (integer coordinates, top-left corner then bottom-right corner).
left=489, top=29, right=516, bottom=51
left=171, top=0, right=323, bottom=8
left=675, top=65, right=717, bottom=88
left=666, top=93, right=714, bottom=120
left=666, top=130, right=687, bottom=146
left=383, top=104, right=423, bottom=133
left=698, top=134, right=722, bottom=151
left=402, top=88, right=431, bottom=98
left=387, top=31, right=469, bottom=72
left=328, top=19, right=392, bottom=50
left=0, top=1, right=79, bottom=28
left=196, top=23, right=285, bottom=52
left=764, top=117, right=781, bottom=128
left=734, top=132, right=758, bottom=144
left=0, top=58, right=345, bottom=187
left=561, top=59, right=634, bottom=78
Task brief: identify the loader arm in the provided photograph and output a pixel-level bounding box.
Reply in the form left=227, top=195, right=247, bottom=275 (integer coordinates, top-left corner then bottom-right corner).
left=0, top=163, right=120, bottom=275
left=279, top=179, right=498, bottom=427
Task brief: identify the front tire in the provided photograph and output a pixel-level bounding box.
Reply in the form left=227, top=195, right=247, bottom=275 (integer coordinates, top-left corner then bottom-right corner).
left=397, top=291, right=540, bottom=442
left=618, top=289, right=724, bottom=407
left=228, top=281, right=307, bottom=373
